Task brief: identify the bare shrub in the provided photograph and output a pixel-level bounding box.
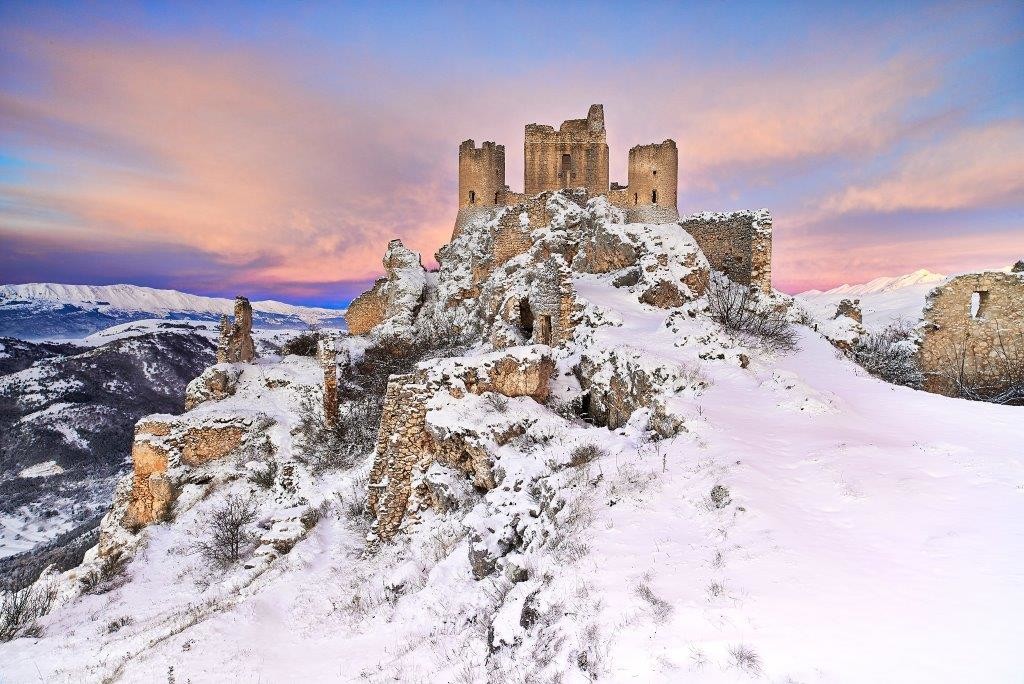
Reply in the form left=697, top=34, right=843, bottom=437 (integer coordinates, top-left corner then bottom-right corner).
left=193, top=494, right=259, bottom=568
left=336, top=473, right=370, bottom=521
left=485, top=392, right=509, bottom=413
left=106, top=615, right=133, bottom=633
left=568, top=444, right=605, bottom=468
left=702, top=274, right=797, bottom=352
left=729, top=643, right=762, bottom=676
left=80, top=552, right=128, bottom=595
left=0, top=569, right=56, bottom=641
left=249, top=458, right=278, bottom=489
left=634, top=582, right=673, bottom=623
left=850, top=319, right=923, bottom=387
left=280, top=323, right=322, bottom=357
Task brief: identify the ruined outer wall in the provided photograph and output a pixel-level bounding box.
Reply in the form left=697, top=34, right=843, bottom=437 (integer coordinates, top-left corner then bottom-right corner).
left=679, top=209, right=773, bottom=291
left=524, top=104, right=609, bottom=195
left=919, top=271, right=1024, bottom=397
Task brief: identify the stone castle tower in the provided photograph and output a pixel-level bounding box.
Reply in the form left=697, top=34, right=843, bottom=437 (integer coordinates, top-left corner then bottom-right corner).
left=454, top=104, right=679, bottom=236
left=524, top=104, right=609, bottom=195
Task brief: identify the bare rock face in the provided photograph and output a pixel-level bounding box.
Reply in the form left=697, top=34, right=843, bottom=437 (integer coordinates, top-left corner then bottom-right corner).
left=639, top=280, right=687, bottom=309
left=345, top=239, right=427, bottom=336
left=1012, top=260, right=1024, bottom=273
left=834, top=299, right=863, bottom=324
left=216, top=296, right=256, bottom=363
left=185, top=364, right=243, bottom=410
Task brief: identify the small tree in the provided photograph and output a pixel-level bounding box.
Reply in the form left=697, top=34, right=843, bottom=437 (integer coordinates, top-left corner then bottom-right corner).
left=194, top=494, right=259, bottom=568
left=0, top=569, right=55, bottom=641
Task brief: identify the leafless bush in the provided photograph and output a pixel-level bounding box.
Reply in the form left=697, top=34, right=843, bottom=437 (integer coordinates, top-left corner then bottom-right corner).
left=485, top=392, right=509, bottom=413
left=568, top=444, right=605, bottom=468
left=850, top=319, right=923, bottom=387
left=0, top=569, right=56, bottom=641
left=79, top=552, right=128, bottom=595
left=280, top=323, right=322, bottom=357
left=926, top=326, right=1024, bottom=405
left=193, top=494, right=258, bottom=568
left=106, top=615, right=133, bottom=633
left=729, top=643, right=762, bottom=676
left=249, top=458, right=278, bottom=489
left=634, top=582, right=673, bottom=623
left=702, top=274, right=797, bottom=352
left=335, top=473, right=371, bottom=525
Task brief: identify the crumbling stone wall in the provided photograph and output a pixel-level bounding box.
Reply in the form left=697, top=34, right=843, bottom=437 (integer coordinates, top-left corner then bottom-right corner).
left=835, top=299, right=863, bottom=324
left=120, top=415, right=257, bottom=531
left=344, top=239, right=427, bottom=336
left=919, top=271, right=1024, bottom=398
left=524, top=104, right=609, bottom=196
left=367, top=349, right=554, bottom=542
left=216, top=296, right=256, bottom=363
left=317, top=338, right=338, bottom=428
left=679, top=209, right=773, bottom=291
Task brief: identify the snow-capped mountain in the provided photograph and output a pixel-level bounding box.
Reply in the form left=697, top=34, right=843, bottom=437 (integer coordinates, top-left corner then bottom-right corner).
left=796, top=268, right=949, bottom=331
left=0, top=283, right=347, bottom=340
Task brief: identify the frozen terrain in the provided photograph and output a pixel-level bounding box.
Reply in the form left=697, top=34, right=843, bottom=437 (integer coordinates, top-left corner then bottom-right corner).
left=2, top=273, right=1021, bottom=682
left=0, top=283, right=347, bottom=340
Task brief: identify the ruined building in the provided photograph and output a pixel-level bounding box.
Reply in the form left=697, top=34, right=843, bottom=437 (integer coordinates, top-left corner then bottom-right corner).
left=453, top=105, right=770, bottom=291
left=919, top=270, right=1024, bottom=401
left=216, top=296, right=256, bottom=363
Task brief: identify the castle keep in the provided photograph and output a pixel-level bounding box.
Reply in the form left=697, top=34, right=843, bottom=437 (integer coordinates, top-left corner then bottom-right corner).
left=453, top=104, right=770, bottom=291
left=456, top=105, right=681, bottom=232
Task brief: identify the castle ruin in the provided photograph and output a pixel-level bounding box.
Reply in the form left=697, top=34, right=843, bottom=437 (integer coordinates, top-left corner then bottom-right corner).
left=452, top=104, right=770, bottom=291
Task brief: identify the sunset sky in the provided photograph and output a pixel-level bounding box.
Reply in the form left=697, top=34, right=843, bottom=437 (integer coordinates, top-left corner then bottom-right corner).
left=1, top=1, right=1022, bottom=307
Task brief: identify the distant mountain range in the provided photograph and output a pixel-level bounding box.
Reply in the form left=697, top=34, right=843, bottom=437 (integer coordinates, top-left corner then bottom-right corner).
left=797, top=268, right=948, bottom=331
left=0, top=283, right=347, bottom=340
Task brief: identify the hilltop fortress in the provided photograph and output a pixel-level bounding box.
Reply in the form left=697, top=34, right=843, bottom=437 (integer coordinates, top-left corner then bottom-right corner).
left=453, top=104, right=772, bottom=294
left=455, top=104, right=680, bottom=233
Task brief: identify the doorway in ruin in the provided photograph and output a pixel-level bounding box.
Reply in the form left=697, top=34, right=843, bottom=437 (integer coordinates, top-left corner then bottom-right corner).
left=519, top=299, right=534, bottom=340
left=651, top=189, right=658, bottom=204
left=537, top=314, right=553, bottom=345
left=469, top=190, right=476, bottom=204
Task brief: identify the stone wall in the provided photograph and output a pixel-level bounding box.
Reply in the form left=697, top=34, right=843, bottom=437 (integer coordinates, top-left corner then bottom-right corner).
left=317, top=338, right=338, bottom=428
left=919, top=271, right=1024, bottom=398
left=367, top=349, right=554, bottom=542
left=524, top=104, right=609, bottom=195
left=345, top=239, right=427, bottom=336
left=679, top=209, right=773, bottom=291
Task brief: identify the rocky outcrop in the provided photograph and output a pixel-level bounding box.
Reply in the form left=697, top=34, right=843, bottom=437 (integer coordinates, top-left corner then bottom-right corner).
left=344, top=239, right=427, bottom=336
left=216, top=296, right=256, bottom=363
left=834, top=299, right=863, bottom=324
left=185, top=364, right=242, bottom=410
left=367, top=347, right=554, bottom=543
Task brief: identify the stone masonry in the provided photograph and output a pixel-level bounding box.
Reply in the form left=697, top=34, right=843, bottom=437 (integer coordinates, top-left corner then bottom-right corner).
left=680, top=209, right=773, bottom=291
left=919, top=271, right=1024, bottom=399
left=317, top=337, right=338, bottom=428
left=216, top=296, right=256, bottom=363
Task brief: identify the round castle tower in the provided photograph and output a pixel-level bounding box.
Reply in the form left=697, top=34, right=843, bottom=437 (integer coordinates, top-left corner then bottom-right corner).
left=454, top=139, right=506, bottom=237
left=624, top=140, right=679, bottom=223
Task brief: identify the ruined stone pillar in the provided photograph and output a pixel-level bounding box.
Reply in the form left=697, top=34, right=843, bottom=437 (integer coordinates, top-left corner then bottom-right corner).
left=216, top=296, right=256, bottom=363
left=317, top=337, right=338, bottom=428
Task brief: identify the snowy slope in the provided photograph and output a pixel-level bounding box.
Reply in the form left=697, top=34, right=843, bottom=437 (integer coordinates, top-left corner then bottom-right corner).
left=2, top=276, right=1022, bottom=682
left=0, top=283, right=347, bottom=340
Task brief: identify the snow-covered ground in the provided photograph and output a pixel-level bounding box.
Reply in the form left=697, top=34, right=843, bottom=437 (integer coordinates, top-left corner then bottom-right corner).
left=3, top=265, right=1021, bottom=682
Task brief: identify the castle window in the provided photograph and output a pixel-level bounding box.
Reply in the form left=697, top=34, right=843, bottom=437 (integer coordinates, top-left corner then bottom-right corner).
left=633, top=193, right=638, bottom=205
left=469, top=190, right=476, bottom=204
left=651, top=189, right=658, bottom=204
left=653, top=170, right=658, bottom=177
left=561, top=154, right=571, bottom=172
left=971, top=291, right=990, bottom=319
left=494, top=191, right=500, bottom=204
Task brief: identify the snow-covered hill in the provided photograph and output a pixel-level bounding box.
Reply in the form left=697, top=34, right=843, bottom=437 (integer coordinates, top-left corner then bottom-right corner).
left=796, top=268, right=947, bottom=331
left=0, top=283, right=347, bottom=340
left=1, top=196, right=1021, bottom=682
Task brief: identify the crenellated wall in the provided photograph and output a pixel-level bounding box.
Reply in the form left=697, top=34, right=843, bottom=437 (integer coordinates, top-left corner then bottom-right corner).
left=524, top=104, right=609, bottom=196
